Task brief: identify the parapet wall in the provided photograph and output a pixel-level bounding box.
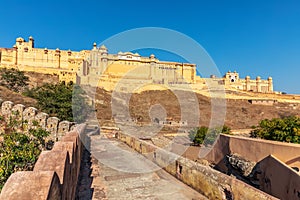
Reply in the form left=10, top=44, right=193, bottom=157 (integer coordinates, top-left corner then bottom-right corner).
left=116, top=132, right=277, bottom=200
left=204, top=134, right=300, bottom=200
left=0, top=124, right=86, bottom=200
left=258, top=155, right=300, bottom=200
left=204, top=134, right=300, bottom=171
left=0, top=100, right=76, bottom=141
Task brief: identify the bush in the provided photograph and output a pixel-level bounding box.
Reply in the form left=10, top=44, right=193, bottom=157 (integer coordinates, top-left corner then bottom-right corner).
left=189, top=125, right=231, bottom=146
left=23, top=82, right=91, bottom=123
left=189, top=126, right=208, bottom=145
left=0, top=68, right=29, bottom=92
left=0, top=117, right=50, bottom=191
left=251, top=116, right=300, bottom=143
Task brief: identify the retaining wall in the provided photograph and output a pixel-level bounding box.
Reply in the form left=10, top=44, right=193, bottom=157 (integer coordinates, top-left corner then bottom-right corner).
left=204, top=134, right=300, bottom=200
left=204, top=134, right=300, bottom=169
left=258, top=155, right=300, bottom=200
left=116, top=132, right=278, bottom=200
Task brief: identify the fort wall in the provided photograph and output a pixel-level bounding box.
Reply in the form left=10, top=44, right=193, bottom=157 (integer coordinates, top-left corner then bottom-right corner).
left=204, top=134, right=300, bottom=170
left=209, top=71, right=273, bottom=93
left=203, top=134, right=300, bottom=199
left=0, top=36, right=88, bottom=83
left=258, top=155, right=300, bottom=200
left=0, top=100, right=75, bottom=141
left=116, top=132, right=278, bottom=200
left=0, top=37, right=274, bottom=93
left=0, top=124, right=86, bottom=200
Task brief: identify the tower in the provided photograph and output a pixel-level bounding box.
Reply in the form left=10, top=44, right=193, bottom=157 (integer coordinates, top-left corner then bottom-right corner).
left=268, top=77, right=273, bottom=93
left=225, top=71, right=239, bottom=83
left=99, top=44, right=108, bottom=74
left=29, top=36, right=34, bottom=48
left=149, top=54, right=156, bottom=80
left=256, top=76, right=261, bottom=92
left=245, top=76, right=250, bottom=91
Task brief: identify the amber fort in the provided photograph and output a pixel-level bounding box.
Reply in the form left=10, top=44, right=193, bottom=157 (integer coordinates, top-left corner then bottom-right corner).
left=1, top=36, right=300, bottom=200
left=0, top=36, right=273, bottom=93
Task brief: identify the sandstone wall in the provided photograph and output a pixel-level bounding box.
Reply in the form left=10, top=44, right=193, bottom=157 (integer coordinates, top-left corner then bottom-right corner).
left=0, top=100, right=75, bottom=141
left=204, top=134, right=300, bottom=170
left=0, top=36, right=88, bottom=83
left=204, top=134, right=300, bottom=200
left=258, top=155, right=300, bottom=200
left=116, top=132, right=277, bottom=200
left=0, top=124, right=86, bottom=200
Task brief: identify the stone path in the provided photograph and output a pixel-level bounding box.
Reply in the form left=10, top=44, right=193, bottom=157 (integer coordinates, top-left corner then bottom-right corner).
left=76, top=135, right=207, bottom=200
left=76, top=148, right=95, bottom=200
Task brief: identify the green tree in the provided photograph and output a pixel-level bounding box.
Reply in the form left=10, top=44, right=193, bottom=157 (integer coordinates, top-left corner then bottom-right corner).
left=221, top=125, right=231, bottom=135
left=189, top=125, right=231, bottom=146
left=0, top=68, right=29, bottom=92
left=72, top=84, right=91, bottom=123
left=189, top=126, right=208, bottom=145
left=251, top=116, right=300, bottom=143
left=0, top=118, right=50, bottom=191
left=23, top=82, right=90, bottom=123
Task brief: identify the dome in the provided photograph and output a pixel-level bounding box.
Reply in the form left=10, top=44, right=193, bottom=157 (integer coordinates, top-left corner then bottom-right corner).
left=100, top=44, right=107, bottom=50
left=150, top=54, right=155, bottom=58
left=16, top=37, right=24, bottom=42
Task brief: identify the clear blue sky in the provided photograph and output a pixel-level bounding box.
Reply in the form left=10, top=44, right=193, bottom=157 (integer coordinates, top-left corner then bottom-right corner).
left=1, top=0, right=300, bottom=93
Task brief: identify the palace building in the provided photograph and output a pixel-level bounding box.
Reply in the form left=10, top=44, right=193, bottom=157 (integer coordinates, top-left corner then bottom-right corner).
left=0, top=36, right=88, bottom=83
left=0, top=36, right=273, bottom=93
left=77, top=43, right=198, bottom=89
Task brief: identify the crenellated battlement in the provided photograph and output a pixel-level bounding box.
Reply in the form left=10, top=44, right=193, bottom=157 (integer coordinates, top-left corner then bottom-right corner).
left=0, top=124, right=87, bottom=199
left=0, top=97, right=86, bottom=199
left=0, top=99, right=76, bottom=141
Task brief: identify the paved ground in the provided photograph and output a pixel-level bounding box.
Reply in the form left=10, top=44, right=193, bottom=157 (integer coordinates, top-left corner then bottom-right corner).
left=76, top=134, right=207, bottom=200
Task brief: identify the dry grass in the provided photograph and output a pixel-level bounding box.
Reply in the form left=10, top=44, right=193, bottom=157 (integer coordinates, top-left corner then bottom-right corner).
left=95, top=88, right=300, bottom=129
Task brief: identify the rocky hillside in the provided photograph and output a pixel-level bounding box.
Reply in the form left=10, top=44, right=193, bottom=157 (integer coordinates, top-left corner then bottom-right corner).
left=94, top=88, right=300, bottom=129
left=0, top=86, right=36, bottom=107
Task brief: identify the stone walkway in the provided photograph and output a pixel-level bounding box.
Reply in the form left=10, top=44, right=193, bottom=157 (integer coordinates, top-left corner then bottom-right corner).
left=76, top=148, right=95, bottom=200
left=76, top=135, right=207, bottom=200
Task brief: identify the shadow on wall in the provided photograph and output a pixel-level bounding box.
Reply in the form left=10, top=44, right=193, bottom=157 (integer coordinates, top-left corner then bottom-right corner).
left=75, top=130, right=94, bottom=199
left=286, top=156, right=300, bottom=167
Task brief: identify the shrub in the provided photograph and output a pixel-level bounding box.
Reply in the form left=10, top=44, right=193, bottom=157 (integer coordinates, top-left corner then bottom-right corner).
left=0, top=118, right=50, bottom=191
left=189, top=125, right=231, bottom=146
left=251, top=116, right=300, bottom=144
left=23, top=82, right=91, bottom=123
left=0, top=68, right=29, bottom=92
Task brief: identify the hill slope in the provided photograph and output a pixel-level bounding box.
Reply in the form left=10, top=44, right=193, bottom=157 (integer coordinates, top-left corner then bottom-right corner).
left=0, top=86, right=36, bottom=107
left=94, top=88, right=300, bottom=129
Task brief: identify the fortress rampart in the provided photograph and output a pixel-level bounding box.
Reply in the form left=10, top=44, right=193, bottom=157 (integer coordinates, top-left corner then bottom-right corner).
left=0, top=98, right=87, bottom=199
left=0, top=100, right=75, bottom=141
left=116, top=132, right=278, bottom=200
left=0, top=124, right=86, bottom=200
left=0, top=36, right=89, bottom=83
left=203, top=134, right=300, bottom=200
